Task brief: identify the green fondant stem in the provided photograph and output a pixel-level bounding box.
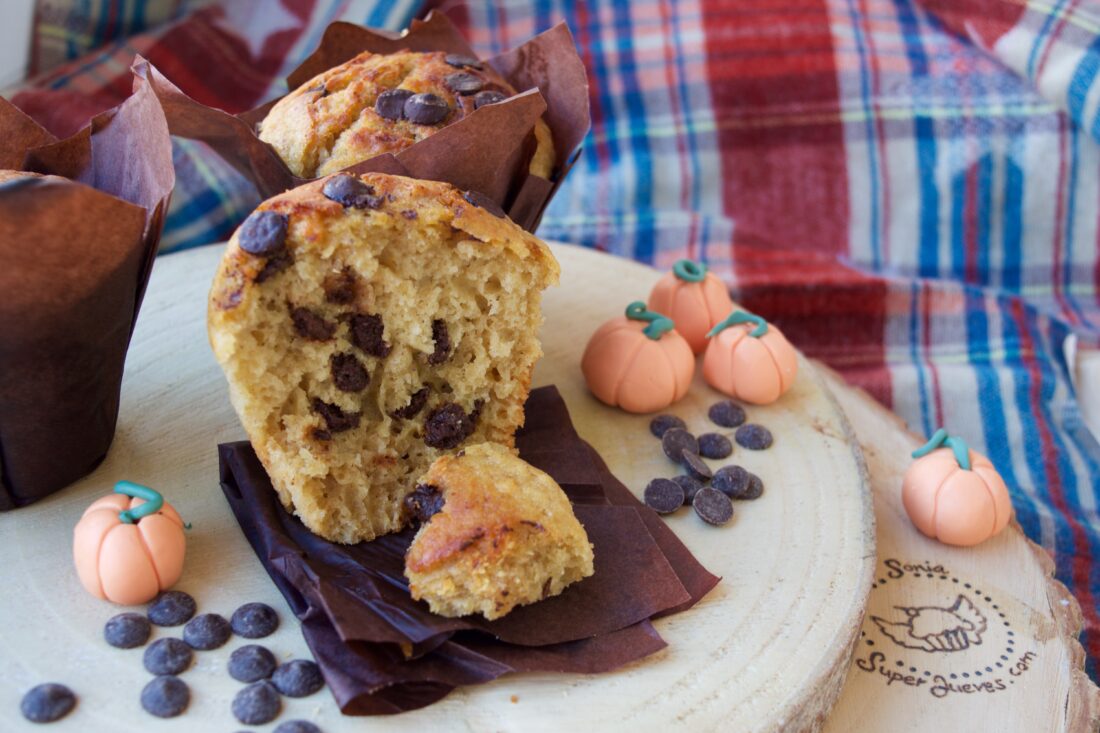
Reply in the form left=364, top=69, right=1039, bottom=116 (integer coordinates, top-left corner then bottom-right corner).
left=672, top=259, right=707, bottom=283
left=114, top=481, right=164, bottom=524
left=911, top=428, right=972, bottom=471
left=625, top=301, right=675, bottom=340
left=706, top=310, right=768, bottom=339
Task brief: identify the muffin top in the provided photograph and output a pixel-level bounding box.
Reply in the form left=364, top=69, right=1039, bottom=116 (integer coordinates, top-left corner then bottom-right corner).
left=259, top=50, right=555, bottom=180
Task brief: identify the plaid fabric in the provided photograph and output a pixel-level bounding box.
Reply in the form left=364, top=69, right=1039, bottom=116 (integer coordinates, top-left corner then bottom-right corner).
left=7, top=0, right=1100, bottom=678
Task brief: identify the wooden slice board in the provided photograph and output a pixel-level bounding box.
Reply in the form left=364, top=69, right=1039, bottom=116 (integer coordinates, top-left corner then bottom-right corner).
left=0, top=243, right=868, bottom=732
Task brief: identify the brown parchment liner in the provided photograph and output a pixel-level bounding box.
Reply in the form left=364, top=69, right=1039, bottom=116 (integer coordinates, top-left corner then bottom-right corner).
left=0, top=73, right=174, bottom=510
left=219, top=386, right=719, bottom=714
left=138, top=11, right=589, bottom=232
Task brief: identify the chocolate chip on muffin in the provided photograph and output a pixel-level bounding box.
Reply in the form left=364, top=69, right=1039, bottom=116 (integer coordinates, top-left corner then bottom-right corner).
left=374, top=88, right=414, bottom=121
left=404, top=93, right=450, bottom=125
left=390, top=386, right=431, bottom=420
left=445, top=53, right=483, bottom=69
left=404, top=483, right=445, bottom=523
left=444, top=72, right=484, bottom=96
left=473, top=90, right=507, bottom=109
left=312, top=399, right=360, bottom=433
left=424, top=403, right=475, bottom=449
left=322, top=268, right=358, bottom=305
left=346, top=312, right=391, bottom=357
left=321, top=174, right=383, bottom=209
left=239, top=211, right=288, bottom=256
left=427, top=320, right=452, bottom=364
left=291, top=307, right=335, bottom=341
left=330, top=352, right=370, bottom=392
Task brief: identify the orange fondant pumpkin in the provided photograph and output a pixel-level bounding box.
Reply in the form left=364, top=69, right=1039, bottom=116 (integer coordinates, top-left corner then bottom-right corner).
left=73, top=482, right=186, bottom=605
left=647, top=259, right=734, bottom=354
left=581, top=301, right=694, bottom=413
left=902, top=429, right=1012, bottom=547
left=702, top=310, right=798, bottom=404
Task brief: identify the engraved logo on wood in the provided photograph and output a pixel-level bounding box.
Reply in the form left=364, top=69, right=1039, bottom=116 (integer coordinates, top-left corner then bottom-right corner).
left=871, top=594, right=987, bottom=652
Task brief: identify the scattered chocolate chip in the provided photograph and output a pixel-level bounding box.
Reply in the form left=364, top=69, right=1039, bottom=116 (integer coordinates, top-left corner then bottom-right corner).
left=390, top=386, right=430, bottom=419
left=311, top=398, right=361, bottom=433
left=275, top=721, right=322, bottom=733
left=231, top=602, right=279, bottom=639
left=708, top=400, right=746, bottom=428
left=148, top=591, right=196, bottom=626
left=693, top=487, right=734, bottom=525
left=255, top=250, right=294, bottom=283
left=468, top=398, right=485, bottom=427
left=239, top=210, right=288, bottom=256
left=445, top=53, right=483, bottom=69
left=401, top=209, right=418, bottom=219
left=744, top=473, right=764, bottom=499
left=375, top=88, right=414, bottom=120
left=424, top=402, right=474, bottom=449
left=346, top=312, right=390, bottom=357
left=331, top=352, right=370, bottom=392
left=403, top=93, right=449, bottom=125
left=712, top=465, right=750, bottom=499
left=311, top=428, right=332, bottom=441
left=736, top=423, right=773, bottom=450
left=323, top=268, right=357, bottom=304
left=698, top=432, right=733, bottom=459
left=473, top=90, right=507, bottom=109
left=661, top=428, right=699, bottom=464
left=444, top=71, right=484, bottom=95
left=143, top=638, right=193, bottom=675
left=232, top=681, right=281, bottom=725
left=21, top=684, right=76, bottom=723
left=290, top=307, right=336, bottom=341
left=228, top=644, right=278, bottom=683
left=427, top=319, right=452, bottom=365
left=649, top=414, right=686, bottom=438
left=672, top=475, right=704, bottom=505
left=322, top=174, right=383, bottom=209
left=183, top=613, right=232, bottom=650
left=644, top=478, right=684, bottom=514
left=681, top=451, right=713, bottom=481
left=141, top=676, right=189, bottom=719
left=462, top=189, right=506, bottom=218
left=272, top=659, right=325, bottom=698
left=404, top=484, right=445, bottom=523
left=104, top=612, right=151, bottom=649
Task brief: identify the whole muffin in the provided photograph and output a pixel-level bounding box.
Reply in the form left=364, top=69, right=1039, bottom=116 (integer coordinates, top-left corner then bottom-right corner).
left=259, top=50, right=555, bottom=180
left=404, top=442, right=595, bottom=620
left=208, top=172, right=559, bottom=544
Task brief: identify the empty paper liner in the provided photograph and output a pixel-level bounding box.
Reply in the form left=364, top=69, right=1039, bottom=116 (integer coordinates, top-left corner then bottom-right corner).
left=139, top=11, right=589, bottom=231
left=219, top=385, right=719, bottom=714
left=0, top=72, right=174, bottom=510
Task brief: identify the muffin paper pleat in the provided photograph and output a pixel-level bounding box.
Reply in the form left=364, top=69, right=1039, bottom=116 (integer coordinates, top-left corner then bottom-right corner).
left=219, top=386, right=719, bottom=715
left=0, top=72, right=174, bottom=509
left=139, top=11, right=590, bottom=232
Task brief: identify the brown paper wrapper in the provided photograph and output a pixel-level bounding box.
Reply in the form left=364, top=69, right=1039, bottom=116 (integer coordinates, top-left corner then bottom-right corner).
left=0, top=71, right=174, bottom=509
left=219, top=386, right=719, bottom=714
left=139, top=11, right=589, bottom=231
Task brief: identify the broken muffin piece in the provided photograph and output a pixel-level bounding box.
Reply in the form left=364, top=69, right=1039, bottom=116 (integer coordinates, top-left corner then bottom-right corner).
left=404, top=443, right=595, bottom=620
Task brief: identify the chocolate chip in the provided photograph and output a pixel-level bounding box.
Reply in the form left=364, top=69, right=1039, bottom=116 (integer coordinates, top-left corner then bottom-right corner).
left=104, top=612, right=151, bottom=649
left=311, top=428, right=332, bottom=441
left=644, top=478, right=684, bottom=514
left=661, top=428, right=698, bottom=464
left=692, top=487, right=734, bottom=525
left=473, top=90, right=507, bottom=109
left=141, top=676, right=190, bottom=718
left=255, top=250, right=293, bottom=283
left=735, top=423, right=773, bottom=450
left=375, top=88, right=414, bottom=120
left=462, top=189, right=506, bottom=218
left=322, top=173, right=383, bottom=209
left=232, top=681, right=281, bottom=725
left=308, top=83, right=328, bottom=97
left=276, top=722, right=322, bottom=733
left=401, top=209, right=418, bottom=219
left=239, top=210, right=288, bottom=256
left=148, top=591, right=196, bottom=626
left=404, top=93, right=449, bottom=125
left=228, top=644, right=278, bottom=683
left=390, top=386, right=430, bottom=419
left=712, top=465, right=750, bottom=499
left=682, top=451, right=713, bottom=481
left=183, top=613, right=232, bottom=650
left=444, top=71, right=484, bottom=95
left=331, top=352, right=369, bottom=392
left=427, top=319, right=452, bottom=365
left=698, top=432, right=733, bottom=459
left=291, top=307, right=336, bottom=341
left=468, top=398, right=485, bottom=427
left=323, top=268, right=357, bottom=304
left=21, top=684, right=76, bottom=723
left=708, top=400, right=746, bottom=428
left=143, top=638, right=193, bottom=675
left=672, top=475, right=704, bottom=505
left=424, top=402, right=474, bottom=449
left=445, top=53, right=483, bottom=69
left=311, top=398, right=360, bottom=433
left=347, top=312, right=390, bottom=357
left=272, top=659, right=325, bottom=697
left=744, top=472, right=764, bottom=499
left=649, top=414, right=686, bottom=438
left=231, top=602, right=279, bottom=639
left=404, top=484, right=445, bottom=523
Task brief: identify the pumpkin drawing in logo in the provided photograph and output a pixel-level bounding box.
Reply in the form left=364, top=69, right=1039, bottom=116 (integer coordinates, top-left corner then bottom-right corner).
left=871, top=595, right=988, bottom=652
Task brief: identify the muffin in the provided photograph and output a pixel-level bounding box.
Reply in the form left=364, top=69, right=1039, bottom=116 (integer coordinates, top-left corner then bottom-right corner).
left=404, top=442, right=595, bottom=619
left=258, top=50, right=556, bottom=180
left=208, top=172, right=560, bottom=543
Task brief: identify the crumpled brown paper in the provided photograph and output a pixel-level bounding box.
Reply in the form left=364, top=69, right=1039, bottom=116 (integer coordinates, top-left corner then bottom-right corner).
left=138, top=11, right=589, bottom=231
left=0, top=71, right=174, bottom=509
